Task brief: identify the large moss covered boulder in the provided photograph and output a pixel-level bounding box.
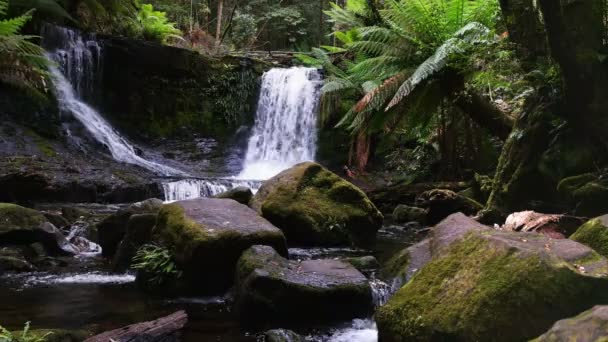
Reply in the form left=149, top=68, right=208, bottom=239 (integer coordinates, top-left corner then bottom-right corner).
left=235, top=245, right=373, bottom=328
left=533, top=306, right=608, bottom=342
left=252, top=162, right=383, bottom=248
left=558, top=174, right=608, bottom=217
left=376, top=230, right=608, bottom=342
left=380, top=213, right=489, bottom=290
left=415, top=189, right=483, bottom=225
left=0, top=203, right=76, bottom=255
left=571, top=215, right=608, bottom=257
left=153, top=198, right=287, bottom=294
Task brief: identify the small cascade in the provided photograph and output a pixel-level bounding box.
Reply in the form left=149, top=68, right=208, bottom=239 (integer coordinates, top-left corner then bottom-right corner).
left=239, top=67, right=322, bottom=180
left=370, top=277, right=392, bottom=307
left=43, top=25, right=185, bottom=177
left=162, top=179, right=263, bottom=202
left=66, top=221, right=102, bottom=257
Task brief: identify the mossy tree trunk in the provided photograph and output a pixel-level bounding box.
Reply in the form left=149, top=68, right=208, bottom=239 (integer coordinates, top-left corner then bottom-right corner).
left=482, top=0, right=608, bottom=221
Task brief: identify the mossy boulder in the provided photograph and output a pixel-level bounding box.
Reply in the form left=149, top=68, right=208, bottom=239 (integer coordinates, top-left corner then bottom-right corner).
left=0, top=203, right=76, bottom=255
left=415, top=189, right=483, bottom=225
left=345, top=255, right=380, bottom=273
left=558, top=174, right=608, bottom=217
left=235, top=245, right=373, bottom=328
left=153, top=198, right=287, bottom=294
left=112, top=213, right=157, bottom=272
left=376, top=230, right=608, bottom=342
left=533, top=305, right=608, bottom=342
left=392, top=205, right=427, bottom=224
left=252, top=162, right=383, bottom=248
left=97, top=198, right=163, bottom=258
left=0, top=246, right=34, bottom=272
left=381, top=213, right=488, bottom=290
left=214, top=186, right=253, bottom=205
left=571, top=215, right=608, bottom=258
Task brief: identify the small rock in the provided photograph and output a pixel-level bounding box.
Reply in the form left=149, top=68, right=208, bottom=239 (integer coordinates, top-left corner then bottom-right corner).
left=533, top=306, right=608, bottom=341
left=214, top=186, right=253, bottom=205
left=264, top=329, right=304, bottom=342
left=345, top=255, right=380, bottom=273
left=392, top=205, right=427, bottom=224
left=416, top=189, right=483, bottom=225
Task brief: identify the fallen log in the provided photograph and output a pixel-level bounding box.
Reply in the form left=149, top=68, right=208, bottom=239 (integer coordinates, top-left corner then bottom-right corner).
left=84, top=311, right=188, bottom=342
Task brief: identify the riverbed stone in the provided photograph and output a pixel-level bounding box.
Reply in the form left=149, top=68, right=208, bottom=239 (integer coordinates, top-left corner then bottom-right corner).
left=571, top=215, right=608, bottom=258
left=215, top=186, right=253, bottom=205
left=392, top=205, right=427, bottom=224
left=97, top=198, right=163, bottom=257
left=0, top=246, right=34, bottom=272
left=415, top=189, right=483, bottom=225
left=533, top=305, right=608, bottom=342
left=112, top=213, right=157, bottom=272
left=558, top=173, right=608, bottom=217
left=376, top=229, right=608, bottom=341
left=153, top=198, right=287, bottom=294
left=345, top=255, right=380, bottom=273
left=252, top=162, right=383, bottom=248
left=0, top=203, right=76, bottom=255
left=235, top=245, right=373, bottom=328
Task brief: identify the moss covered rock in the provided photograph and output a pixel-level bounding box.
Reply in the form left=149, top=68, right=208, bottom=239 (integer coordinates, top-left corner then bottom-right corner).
left=214, top=186, right=254, bottom=205
left=415, top=189, right=483, bottom=225
left=381, top=213, right=488, bottom=290
left=558, top=174, right=608, bottom=217
left=0, top=203, right=76, bottom=255
left=392, top=205, right=427, bottom=224
left=235, top=245, right=373, bottom=328
left=264, top=329, right=304, bottom=342
left=97, top=198, right=163, bottom=258
left=533, top=305, right=608, bottom=342
left=571, top=215, right=608, bottom=258
left=252, top=162, right=383, bottom=248
left=112, top=213, right=157, bottom=272
left=376, top=230, right=608, bottom=342
left=153, top=198, right=287, bottom=294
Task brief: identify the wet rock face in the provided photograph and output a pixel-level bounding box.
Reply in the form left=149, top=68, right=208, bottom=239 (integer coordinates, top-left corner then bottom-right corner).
left=264, top=329, right=304, bottom=342
left=252, top=162, right=383, bottom=248
left=376, top=228, right=608, bottom=342
left=0, top=203, right=76, bottom=256
left=235, top=245, right=373, bottom=328
left=152, top=198, right=287, bottom=294
left=533, top=306, right=608, bottom=342
left=97, top=199, right=163, bottom=258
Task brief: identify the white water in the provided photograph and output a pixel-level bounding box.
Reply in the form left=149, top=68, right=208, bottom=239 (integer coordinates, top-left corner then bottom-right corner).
left=162, top=178, right=262, bottom=202
left=239, top=67, right=322, bottom=180
left=44, top=25, right=185, bottom=177
left=66, top=221, right=102, bottom=257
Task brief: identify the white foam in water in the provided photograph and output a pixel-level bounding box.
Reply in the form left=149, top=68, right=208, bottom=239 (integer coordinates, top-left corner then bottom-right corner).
left=239, top=67, right=322, bottom=180
left=13, top=272, right=135, bottom=287
left=311, top=319, right=378, bottom=342
left=44, top=25, right=185, bottom=177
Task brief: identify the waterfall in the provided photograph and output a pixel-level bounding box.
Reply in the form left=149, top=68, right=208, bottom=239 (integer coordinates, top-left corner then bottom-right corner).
left=43, top=25, right=185, bottom=177
left=239, top=67, right=322, bottom=180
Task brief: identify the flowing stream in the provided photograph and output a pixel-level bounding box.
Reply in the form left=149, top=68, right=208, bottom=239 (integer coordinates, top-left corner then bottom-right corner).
left=43, top=25, right=185, bottom=177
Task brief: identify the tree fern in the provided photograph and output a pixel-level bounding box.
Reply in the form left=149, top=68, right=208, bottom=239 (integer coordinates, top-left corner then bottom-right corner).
left=0, top=0, right=49, bottom=94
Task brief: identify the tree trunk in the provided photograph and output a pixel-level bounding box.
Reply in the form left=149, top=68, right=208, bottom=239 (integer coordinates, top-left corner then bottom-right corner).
left=215, top=0, right=224, bottom=47
left=453, top=89, right=514, bottom=140
left=498, top=0, right=547, bottom=63
left=85, top=311, right=188, bottom=342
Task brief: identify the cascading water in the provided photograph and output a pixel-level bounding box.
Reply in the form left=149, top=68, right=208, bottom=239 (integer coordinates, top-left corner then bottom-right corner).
left=239, top=67, right=322, bottom=180
left=162, top=178, right=263, bottom=202
left=43, top=25, right=185, bottom=177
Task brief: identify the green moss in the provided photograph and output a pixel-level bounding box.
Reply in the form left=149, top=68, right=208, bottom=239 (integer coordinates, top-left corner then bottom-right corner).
left=557, top=173, right=597, bottom=197
left=260, top=162, right=382, bottom=247
left=24, top=129, right=56, bottom=157
left=0, top=203, right=46, bottom=234
left=571, top=216, right=608, bottom=258
left=376, top=232, right=608, bottom=342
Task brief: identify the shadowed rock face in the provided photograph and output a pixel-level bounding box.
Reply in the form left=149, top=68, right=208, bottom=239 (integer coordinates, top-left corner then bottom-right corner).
left=533, top=305, right=608, bottom=342
left=153, top=198, right=287, bottom=294
left=235, top=245, right=373, bottom=328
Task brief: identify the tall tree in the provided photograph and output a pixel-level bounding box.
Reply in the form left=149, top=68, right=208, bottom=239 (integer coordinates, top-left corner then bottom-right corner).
left=215, top=0, right=223, bottom=46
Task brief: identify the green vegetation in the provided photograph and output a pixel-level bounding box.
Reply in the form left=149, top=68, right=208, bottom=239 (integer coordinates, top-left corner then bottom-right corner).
left=136, top=4, right=181, bottom=44
left=0, top=322, right=50, bottom=342
left=132, top=243, right=182, bottom=285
